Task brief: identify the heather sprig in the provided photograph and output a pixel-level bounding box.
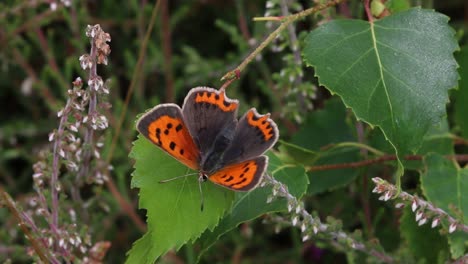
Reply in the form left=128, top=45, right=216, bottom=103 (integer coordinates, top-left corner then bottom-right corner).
left=261, top=174, right=394, bottom=263
left=372, top=177, right=468, bottom=234
left=265, top=0, right=317, bottom=123
left=21, top=24, right=112, bottom=263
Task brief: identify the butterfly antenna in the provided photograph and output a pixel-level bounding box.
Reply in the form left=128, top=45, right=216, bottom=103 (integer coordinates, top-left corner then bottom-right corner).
left=159, top=172, right=198, bottom=183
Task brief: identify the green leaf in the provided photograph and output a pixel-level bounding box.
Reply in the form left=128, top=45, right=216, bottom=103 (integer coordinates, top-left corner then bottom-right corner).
left=404, top=117, right=453, bottom=170
left=126, top=136, right=235, bottom=263
left=197, top=152, right=308, bottom=260
left=454, top=45, right=468, bottom=139
left=400, top=206, right=449, bottom=263
left=303, top=8, right=458, bottom=182
left=291, top=97, right=360, bottom=194
left=421, top=153, right=468, bottom=258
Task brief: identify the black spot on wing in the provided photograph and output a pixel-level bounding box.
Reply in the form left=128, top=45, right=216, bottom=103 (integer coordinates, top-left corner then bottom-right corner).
left=225, top=176, right=234, bottom=183
left=169, top=142, right=176, bottom=151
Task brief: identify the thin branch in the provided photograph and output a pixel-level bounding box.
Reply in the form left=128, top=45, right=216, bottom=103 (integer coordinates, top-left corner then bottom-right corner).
left=364, top=0, right=373, bottom=23
left=221, top=0, right=345, bottom=82
left=307, top=154, right=468, bottom=172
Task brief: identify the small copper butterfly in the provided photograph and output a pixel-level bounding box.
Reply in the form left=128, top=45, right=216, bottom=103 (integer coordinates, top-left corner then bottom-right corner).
left=136, top=87, right=279, bottom=193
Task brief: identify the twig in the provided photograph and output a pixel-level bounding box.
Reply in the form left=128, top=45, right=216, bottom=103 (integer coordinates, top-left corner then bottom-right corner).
left=307, top=154, right=468, bottom=172
left=364, top=0, right=374, bottom=23
left=221, top=0, right=345, bottom=82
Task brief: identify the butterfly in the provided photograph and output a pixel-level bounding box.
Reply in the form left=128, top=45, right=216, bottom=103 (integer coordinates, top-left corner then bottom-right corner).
left=136, top=87, right=279, bottom=199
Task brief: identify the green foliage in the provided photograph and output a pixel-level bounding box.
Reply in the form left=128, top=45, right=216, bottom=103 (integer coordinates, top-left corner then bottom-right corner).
left=127, top=137, right=235, bottom=263
left=421, top=154, right=468, bottom=258
left=303, top=8, right=459, bottom=186
left=400, top=206, right=450, bottom=263
left=2, top=0, right=468, bottom=263
left=454, top=45, right=468, bottom=139
left=197, top=152, right=308, bottom=260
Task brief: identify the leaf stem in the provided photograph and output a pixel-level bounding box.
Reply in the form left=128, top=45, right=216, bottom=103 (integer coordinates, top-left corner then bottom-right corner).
left=364, top=0, right=373, bottom=23
left=221, top=0, right=346, bottom=82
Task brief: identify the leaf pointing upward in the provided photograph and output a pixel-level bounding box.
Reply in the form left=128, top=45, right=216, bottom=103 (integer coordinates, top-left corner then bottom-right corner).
left=303, top=8, right=458, bottom=167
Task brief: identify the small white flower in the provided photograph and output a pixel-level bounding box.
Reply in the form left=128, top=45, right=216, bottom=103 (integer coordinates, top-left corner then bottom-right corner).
left=266, top=1, right=274, bottom=8
left=33, top=172, right=42, bottom=179
left=302, top=235, right=310, bottom=242
left=418, top=218, right=427, bottom=226
left=57, top=109, right=64, bottom=117
left=292, top=216, right=298, bottom=226
left=372, top=187, right=379, bottom=193
left=411, top=200, right=418, bottom=212
left=449, top=223, right=457, bottom=233
left=59, top=149, right=66, bottom=158
left=70, top=124, right=78, bottom=132
left=94, top=149, right=100, bottom=159
left=313, top=226, right=318, bottom=234
left=371, top=177, right=381, bottom=184
left=287, top=203, right=293, bottom=212
left=415, top=211, right=423, bottom=221
left=48, top=132, right=55, bottom=142
left=383, top=191, right=392, bottom=201
left=69, top=237, right=75, bottom=246
left=59, top=238, right=65, bottom=248
left=395, top=203, right=405, bottom=209
left=295, top=205, right=301, bottom=214
left=301, top=223, right=306, bottom=232
left=82, top=116, right=88, bottom=123
left=50, top=2, right=57, bottom=11
left=431, top=218, right=440, bottom=228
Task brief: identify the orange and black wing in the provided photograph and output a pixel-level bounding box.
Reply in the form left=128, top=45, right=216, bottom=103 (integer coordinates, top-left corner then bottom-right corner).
left=136, top=103, right=200, bottom=170
left=221, top=108, right=279, bottom=165
left=208, top=156, right=267, bottom=191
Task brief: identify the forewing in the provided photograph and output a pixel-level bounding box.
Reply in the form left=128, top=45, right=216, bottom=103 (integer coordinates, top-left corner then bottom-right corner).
left=221, top=108, right=279, bottom=165
left=136, top=104, right=200, bottom=170
left=209, top=156, right=267, bottom=191
left=182, top=87, right=239, bottom=157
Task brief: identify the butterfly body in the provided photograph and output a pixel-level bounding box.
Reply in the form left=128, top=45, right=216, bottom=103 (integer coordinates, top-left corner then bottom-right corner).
left=137, top=87, right=278, bottom=191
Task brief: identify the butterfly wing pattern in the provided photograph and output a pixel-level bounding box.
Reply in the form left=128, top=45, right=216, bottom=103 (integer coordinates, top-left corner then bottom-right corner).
left=136, top=104, right=200, bottom=170
left=182, top=87, right=239, bottom=172
left=213, top=108, right=279, bottom=191
left=137, top=87, right=279, bottom=192
left=209, top=156, right=267, bottom=191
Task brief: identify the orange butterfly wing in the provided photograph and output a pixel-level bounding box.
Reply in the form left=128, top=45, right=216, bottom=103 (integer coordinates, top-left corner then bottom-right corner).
left=208, top=156, right=267, bottom=191
left=136, top=104, right=200, bottom=170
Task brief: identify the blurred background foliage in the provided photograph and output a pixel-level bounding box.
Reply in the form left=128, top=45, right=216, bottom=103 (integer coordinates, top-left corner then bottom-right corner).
left=0, top=0, right=467, bottom=263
